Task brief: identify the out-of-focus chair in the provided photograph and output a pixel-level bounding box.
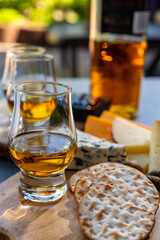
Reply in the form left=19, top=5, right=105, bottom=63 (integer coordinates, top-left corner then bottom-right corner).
left=17, top=27, right=46, bottom=45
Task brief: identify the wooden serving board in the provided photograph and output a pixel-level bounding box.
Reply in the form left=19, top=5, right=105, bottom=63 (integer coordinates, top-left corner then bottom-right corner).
left=0, top=171, right=160, bottom=240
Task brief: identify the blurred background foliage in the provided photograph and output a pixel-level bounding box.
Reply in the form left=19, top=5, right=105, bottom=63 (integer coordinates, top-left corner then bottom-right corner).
left=0, top=0, right=90, bottom=27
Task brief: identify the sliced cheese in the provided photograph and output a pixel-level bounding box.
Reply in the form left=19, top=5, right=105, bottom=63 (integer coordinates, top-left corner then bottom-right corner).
left=149, top=120, right=160, bottom=173
left=126, top=145, right=150, bottom=154
left=100, top=110, right=119, bottom=121
left=100, top=110, right=151, bottom=131
left=112, top=117, right=151, bottom=147
left=84, top=115, right=113, bottom=141
left=84, top=112, right=151, bottom=174
left=127, top=153, right=149, bottom=174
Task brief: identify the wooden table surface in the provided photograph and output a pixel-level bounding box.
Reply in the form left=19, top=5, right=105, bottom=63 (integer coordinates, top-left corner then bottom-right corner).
left=1, top=77, right=160, bottom=239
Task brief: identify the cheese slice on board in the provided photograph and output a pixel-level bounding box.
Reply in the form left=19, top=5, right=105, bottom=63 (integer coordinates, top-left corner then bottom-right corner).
left=126, top=145, right=150, bottom=154
left=100, top=110, right=119, bottom=121
left=112, top=117, right=151, bottom=148
left=68, top=130, right=127, bottom=170
left=149, top=120, right=160, bottom=173
left=100, top=110, right=151, bottom=130
left=127, top=153, right=149, bottom=173
left=84, top=115, right=113, bottom=141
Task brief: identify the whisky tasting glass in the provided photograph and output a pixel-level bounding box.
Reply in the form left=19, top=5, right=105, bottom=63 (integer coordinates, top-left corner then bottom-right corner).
left=2, top=45, right=46, bottom=96
left=8, top=81, right=77, bottom=203
left=6, top=53, right=56, bottom=113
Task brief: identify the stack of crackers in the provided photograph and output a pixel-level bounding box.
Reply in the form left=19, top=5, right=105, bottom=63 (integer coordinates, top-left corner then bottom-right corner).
left=69, top=162, right=159, bottom=240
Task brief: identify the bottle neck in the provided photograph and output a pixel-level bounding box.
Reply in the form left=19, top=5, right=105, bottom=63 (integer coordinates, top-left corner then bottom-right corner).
left=90, top=0, right=150, bottom=40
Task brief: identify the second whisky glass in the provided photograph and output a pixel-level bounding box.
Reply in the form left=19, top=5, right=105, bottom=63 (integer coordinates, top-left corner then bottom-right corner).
left=2, top=45, right=46, bottom=96
left=6, top=54, right=56, bottom=112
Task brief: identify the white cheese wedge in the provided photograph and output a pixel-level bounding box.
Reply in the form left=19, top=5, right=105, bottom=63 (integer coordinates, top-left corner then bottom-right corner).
left=127, top=153, right=149, bottom=173
left=149, top=120, right=160, bottom=173
left=68, top=130, right=127, bottom=170
left=111, top=117, right=151, bottom=173
left=112, top=117, right=151, bottom=147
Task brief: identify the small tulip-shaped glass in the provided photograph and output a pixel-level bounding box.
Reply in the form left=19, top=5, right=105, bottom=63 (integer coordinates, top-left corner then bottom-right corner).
left=8, top=81, right=77, bottom=203
left=6, top=54, right=56, bottom=113
left=2, top=45, right=46, bottom=96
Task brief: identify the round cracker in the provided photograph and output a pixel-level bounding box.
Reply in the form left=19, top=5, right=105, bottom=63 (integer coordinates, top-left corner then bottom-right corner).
left=91, top=166, right=159, bottom=212
left=69, top=168, right=90, bottom=192
left=69, top=162, right=128, bottom=193
left=74, top=162, right=159, bottom=211
left=78, top=184, right=156, bottom=240
left=73, top=162, right=129, bottom=203
left=74, top=176, right=93, bottom=205
left=74, top=173, right=111, bottom=205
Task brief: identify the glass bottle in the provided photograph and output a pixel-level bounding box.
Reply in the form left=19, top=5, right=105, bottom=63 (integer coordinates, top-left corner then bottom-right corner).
left=90, top=0, right=150, bottom=118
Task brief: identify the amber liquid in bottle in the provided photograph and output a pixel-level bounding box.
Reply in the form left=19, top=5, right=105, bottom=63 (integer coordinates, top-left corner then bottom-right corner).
left=9, top=131, right=77, bottom=177
left=90, top=35, right=147, bottom=118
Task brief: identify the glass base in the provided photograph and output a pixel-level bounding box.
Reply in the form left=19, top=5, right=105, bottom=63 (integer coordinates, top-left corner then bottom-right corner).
left=109, top=104, right=138, bottom=119
left=19, top=171, right=67, bottom=204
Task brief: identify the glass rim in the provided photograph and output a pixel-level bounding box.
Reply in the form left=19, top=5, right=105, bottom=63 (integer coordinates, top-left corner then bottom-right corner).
left=15, top=81, right=72, bottom=96
left=7, top=45, right=46, bottom=54
left=11, top=53, right=54, bottom=62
